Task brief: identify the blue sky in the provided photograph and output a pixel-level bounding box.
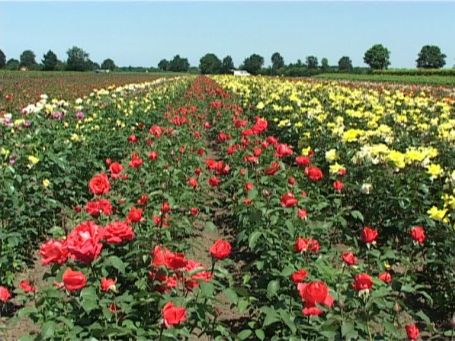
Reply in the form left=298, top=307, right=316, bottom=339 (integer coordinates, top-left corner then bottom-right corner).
left=1, top=2, right=454, bottom=68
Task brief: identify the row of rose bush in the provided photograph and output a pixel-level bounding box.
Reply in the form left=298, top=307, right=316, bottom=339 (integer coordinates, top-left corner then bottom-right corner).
left=1, top=76, right=451, bottom=339
left=0, top=78, right=187, bottom=286
left=213, top=75, right=455, bottom=335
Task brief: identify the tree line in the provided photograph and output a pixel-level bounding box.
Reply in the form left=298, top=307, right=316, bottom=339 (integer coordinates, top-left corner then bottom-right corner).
left=0, top=44, right=451, bottom=75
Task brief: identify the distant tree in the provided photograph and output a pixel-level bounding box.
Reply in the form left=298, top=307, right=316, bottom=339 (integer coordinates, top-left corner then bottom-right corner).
left=338, top=56, right=353, bottom=72
left=364, top=44, right=390, bottom=70
left=416, top=45, right=446, bottom=69
left=158, top=59, right=169, bottom=71
left=20, top=50, right=37, bottom=68
left=321, top=57, right=329, bottom=72
left=88, top=60, right=100, bottom=71
left=221, top=56, right=234, bottom=74
left=5, top=58, right=19, bottom=70
left=168, top=55, right=190, bottom=72
left=101, top=58, right=116, bottom=71
left=199, top=53, right=222, bottom=74
left=241, top=54, right=264, bottom=75
left=306, top=56, right=318, bottom=69
left=271, top=52, right=285, bottom=71
left=66, top=46, right=90, bottom=71
left=0, top=49, right=5, bottom=69
left=42, top=50, right=58, bottom=71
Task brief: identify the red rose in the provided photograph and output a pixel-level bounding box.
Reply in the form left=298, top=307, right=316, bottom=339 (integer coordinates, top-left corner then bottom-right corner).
left=0, top=286, right=11, bottom=302
left=342, top=252, right=357, bottom=266
left=127, top=207, right=143, bottom=223
left=129, top=153, right=143, bottom=168
left=405, top=323, right=420, bottom=340
left=137, top=194, right=149, bottom=206
left=353, top=273, right=374, bottom=291
left=244, top=182, right=254, bottom=191
left=148, top=151, right=158, bottom=160
left=127, top=134, right=138, bottom=143
left=290, top=269, right=308, bottom=284
left=103, top=221, right=135, bottom=244
left=298, top=281, right=334, bottom=316
left=333, top=180, right=344, bottom=192
left=251, top=116, right=268, bottom=134
left=338, top=168, right=347, bottom=176
left=265, top=162, right=280, bottom=175
left=266, top=136, right=278, bottom=145
left=190, top=207, right=199, bottom=216
left=281, top=192, right=298, bottom=207
left=305, top=166, right=323, bottom=181
left=195, top=167, right=202, bottom=176
left=297, top=209, right=308, bottom=219
left=100, top=278, right=117, bottom=292
left=361, top=226, right=378, bottom=244
left=62, top=268, right=87, bottom=291
left=109, top=162, right=123, bottom=178
left=187, top=177, right=198, bottom=188
left=149, top=125, right=163, bottom=137
left=162, top=302, right=187, bottom=328
left=89, top=173, right=110, bottom=195
left=151, top=245, right=187, bottom=270
left=274, top=143, right=293, bottom=158
left=294, top=237, right=320, bottom=253
left=410, top=226, right=425, bottom=244
left=184, top=260, right=212, bottom=290
left=253, top=147, right=262, bottom=157
left=208, top=176, right=221, bottom=187
left=66, top=221, right=103, bottom=264
left=40, top=239, right=69, bottom=265
left=204, top=122, right=211, bottom=129
left=19, top=280, right=36, bottom=293
left=378, top=272, right=392, bottom=284
left=210, top=239, right=232, bottom=260
left=288, top=176, right=296, bottom=186
left=85, top=199, right=112, bottom=217
left=296, top=156, right=311, bottom=167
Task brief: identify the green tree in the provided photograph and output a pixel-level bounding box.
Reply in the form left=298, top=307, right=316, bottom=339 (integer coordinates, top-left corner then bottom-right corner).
left=168, top=55, right=190, bottom=72
left=66, top=46, right=90, bottom=71
left=0, top=49, right=5, bottom=69
left=101, top=58, right=116, bottom=71
left=199, top=53, right=222, bottom=74
left=271, top=52, right=285, bottom=71
left=321, top=57, right=329, bottom=71
left=364, top=44, right=390, bottom=70
left=5, top=58, right=19, bottom=70
left=158, top=59, right=169, bottom=71
left=338, top=56, right=353, bottom=72
left=42, top=50, right=58, bottom=71
left=241, top=54, right=264, bottom=75
left=221, top=56, right=234, bottom=74
left=416, top=45, right=446, bottom=69
left=306, top=56, right=318, bottom=69
left=20, top=50, right=37, bottom=68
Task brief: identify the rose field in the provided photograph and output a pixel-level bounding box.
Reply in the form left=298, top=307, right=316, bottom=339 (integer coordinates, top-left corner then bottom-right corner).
left=1, top=75, right=455, bottom=340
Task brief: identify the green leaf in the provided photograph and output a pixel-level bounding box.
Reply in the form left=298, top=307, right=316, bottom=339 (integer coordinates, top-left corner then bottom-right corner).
left=80, top=287, right=98, bottom=313
left=342, top=321, right=356, bottom=338
left=263, top=308, right=280, bottom=327
left=223, top=288, right=238, bottom=304
left=237, top=330, right=252, bottom=340
left=279, top=309, right=296, bottom=334
left=248, top=231, right=262, bottom=249
left=281, top=265, right=295, bottom=277
left=267, top=280, right=280, bottom=298
left=255, top=329, right=265, bottom=340
left=107, top=255, right=126, bottom=274
left=350, top=210, right=364, bottom=222
left=41, top=321, right=56, bottom=338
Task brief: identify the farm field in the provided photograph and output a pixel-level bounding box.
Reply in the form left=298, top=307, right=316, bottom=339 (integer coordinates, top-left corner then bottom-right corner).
left=313, top=72, right=455, bottom=87
left=1, top=75, right=455, bottom=340
left=0, top=71, right=179, bottom=112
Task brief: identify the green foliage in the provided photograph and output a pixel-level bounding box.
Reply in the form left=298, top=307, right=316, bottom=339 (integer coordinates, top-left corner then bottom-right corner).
left=363, top=44, right=391, bottom=70
left=168, top=55, right=190, bottom=72
left=0, top=49, right=5, bottom=69
left=306, top=56, right=318, bottom=69
left=416, top=45, right=446, bottom=69
left=5, top=58, right=19, bottom=71
left=20, top=50, right=37, bottom=69
left=158, top=59, right=169, bottom=71
left=101, top=58, right=116, bottom=71
left=271, top=52, right=285, bottom=72
left=66, top=46, right=91, bottom=72
left=42, top=50, right=58, bottom=71
left=320, top=58, right=329, bottom=72
left=199, top=53, right=222, bottom=74
left=241, top=54, right=264, bottom=75
left=221, top=56, right=234, bottom=74
left=338, top=56, right=353, bottom=72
